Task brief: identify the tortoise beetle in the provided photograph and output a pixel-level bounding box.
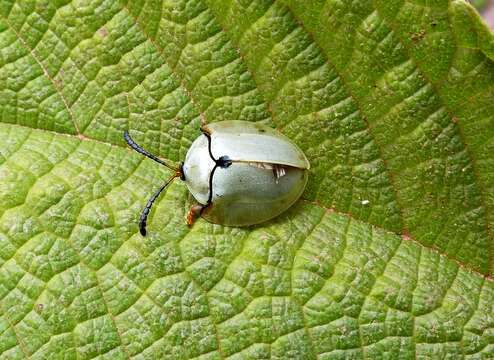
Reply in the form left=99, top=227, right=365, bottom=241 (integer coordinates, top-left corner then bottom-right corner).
left=124, top=120, right=310, bottom=236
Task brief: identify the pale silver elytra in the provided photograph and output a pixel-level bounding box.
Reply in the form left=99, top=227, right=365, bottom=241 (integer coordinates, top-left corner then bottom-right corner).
left=124, top=120, right=310, bottom=236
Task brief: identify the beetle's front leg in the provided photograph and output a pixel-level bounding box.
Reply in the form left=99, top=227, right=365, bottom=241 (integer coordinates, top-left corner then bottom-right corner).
left=187, top=204, right=205, bottom=226
left=199, top=113, right=212, bottom=135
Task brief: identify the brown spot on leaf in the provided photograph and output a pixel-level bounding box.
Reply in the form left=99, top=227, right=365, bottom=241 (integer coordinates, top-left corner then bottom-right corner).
left=98, top=27, right=109, bottom=38
left=410, top=30, right=426, bottom=42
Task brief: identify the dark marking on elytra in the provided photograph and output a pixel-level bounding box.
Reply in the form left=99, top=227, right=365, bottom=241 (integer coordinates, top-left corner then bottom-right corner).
left=202, top=134, right=233, bottom=208
left=217, top=155, right=232, bottom=168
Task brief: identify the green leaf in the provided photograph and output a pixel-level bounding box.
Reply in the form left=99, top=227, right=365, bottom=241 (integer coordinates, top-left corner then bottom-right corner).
left=471, top=0, right=488, bottom=12
left=1, top=0, right=494, bottom=358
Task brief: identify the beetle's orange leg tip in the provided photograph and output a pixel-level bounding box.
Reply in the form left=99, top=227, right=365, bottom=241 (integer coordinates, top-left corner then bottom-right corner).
left=186, top=204, right=203, bottom=226
left=186, top=212, right=196, bottom=226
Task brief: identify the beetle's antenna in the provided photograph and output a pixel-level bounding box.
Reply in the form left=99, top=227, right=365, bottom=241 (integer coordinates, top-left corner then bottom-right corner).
left=139, top=173, right=178, bottom=236
left=124, top=131, right=178, bottom=172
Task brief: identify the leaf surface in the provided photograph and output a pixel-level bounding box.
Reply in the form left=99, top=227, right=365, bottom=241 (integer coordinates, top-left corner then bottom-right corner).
left=1, top=0, right=494, bottom=358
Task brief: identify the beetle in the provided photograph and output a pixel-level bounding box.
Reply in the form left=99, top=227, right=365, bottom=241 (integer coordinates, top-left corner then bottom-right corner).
left=124, top=119, right=310, bottom=236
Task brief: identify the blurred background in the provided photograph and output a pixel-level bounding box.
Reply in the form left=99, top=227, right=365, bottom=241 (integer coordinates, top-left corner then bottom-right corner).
left=473, top=0, right=494, bottom=28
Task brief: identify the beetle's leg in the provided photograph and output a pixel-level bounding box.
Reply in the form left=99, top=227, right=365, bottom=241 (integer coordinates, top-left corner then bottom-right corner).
left=272, top=164, right=287, bottom=184
left=187, top=204, right=205, bottom=226
left=199, top=113, right=212, bottom=135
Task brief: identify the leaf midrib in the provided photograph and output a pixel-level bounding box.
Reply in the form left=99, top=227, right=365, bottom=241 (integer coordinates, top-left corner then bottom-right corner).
left=2, top=121, right=492, bottom=284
